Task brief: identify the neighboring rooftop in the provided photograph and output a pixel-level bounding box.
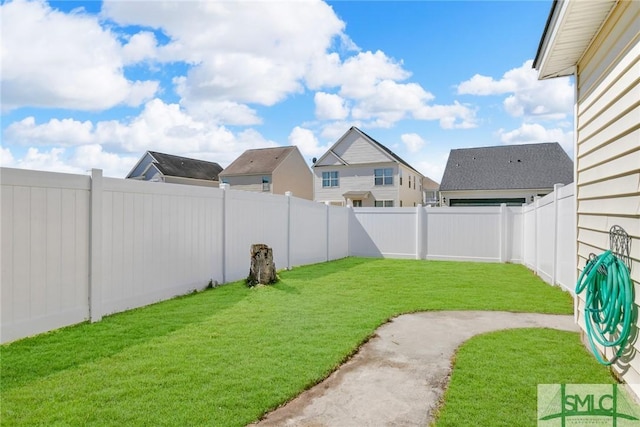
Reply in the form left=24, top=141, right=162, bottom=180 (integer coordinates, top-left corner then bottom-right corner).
left=439, top=143, right=573, bottom=191
left=146, top=151, right=223, bottom=180
left=219, top=146, right=297, bottom=176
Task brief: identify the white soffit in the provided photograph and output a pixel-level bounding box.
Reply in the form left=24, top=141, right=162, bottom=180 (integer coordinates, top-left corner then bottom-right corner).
left=536, top=0, right=618, bottom=79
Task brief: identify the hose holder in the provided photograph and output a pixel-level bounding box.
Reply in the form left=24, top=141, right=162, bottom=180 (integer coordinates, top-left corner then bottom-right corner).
left=576, top=226, right=634, bottom=366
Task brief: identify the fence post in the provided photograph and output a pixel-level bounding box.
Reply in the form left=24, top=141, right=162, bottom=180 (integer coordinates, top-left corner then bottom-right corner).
left=416, top=205, right=423, bottom=260
left=500, top=203, right=508, bottom=263
left=346, top=206, right=352, bottom=257
left=220, top=183, right=229, bottom=284
left=423, top=206, right=429, bottom=259
left=325, top=202, right=330, bottom=262
left=534, top=196, right=540, bottom=277
left=89, top=169, right=103, bottom=322
left=552, top=183, right=564, bottom=286
left=285, top=191, right=292, bottom=270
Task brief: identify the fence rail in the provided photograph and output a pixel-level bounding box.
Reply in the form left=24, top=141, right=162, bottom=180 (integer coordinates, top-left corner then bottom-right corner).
left=0, top=167, right=575, bottom=343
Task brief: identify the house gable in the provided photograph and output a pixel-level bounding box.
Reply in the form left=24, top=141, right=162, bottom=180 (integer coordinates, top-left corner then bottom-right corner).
left=315, top=127, right=396, bottom=167
left=220, top=146, right=298, bottom=176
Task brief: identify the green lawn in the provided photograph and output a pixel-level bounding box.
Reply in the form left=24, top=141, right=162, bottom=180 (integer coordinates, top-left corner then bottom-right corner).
left=432, top=328, right=617, bottom=426
left=1, top=257, right=601, bottom=426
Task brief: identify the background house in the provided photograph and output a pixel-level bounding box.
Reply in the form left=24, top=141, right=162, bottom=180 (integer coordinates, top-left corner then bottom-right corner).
left=126, top=151, right=223, bottom=187
left=438, top=143, right=573, bottom=206
left=218, top=146, right=313, bottom=200
left=422, top=176, right=440, bottom=206
left=534, top=0, right=639, bottom=398
left=313, top=127, right=432, bottom=207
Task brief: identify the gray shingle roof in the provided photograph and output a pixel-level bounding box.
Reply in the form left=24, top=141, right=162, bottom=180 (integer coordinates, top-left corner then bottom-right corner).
left=219, top=146, right=296, bottom=176
left=439, top=143, right=573, bottom=191
left=148, top=151, right=223, bottom=181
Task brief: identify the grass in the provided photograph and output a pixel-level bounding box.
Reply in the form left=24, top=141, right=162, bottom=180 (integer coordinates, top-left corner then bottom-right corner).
left=432, top=328, right=618, bottom=426
left=1, top=257, right=590, bottom=426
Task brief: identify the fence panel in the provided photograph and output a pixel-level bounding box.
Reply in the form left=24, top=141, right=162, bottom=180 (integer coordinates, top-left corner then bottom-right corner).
left=1, top=168, right=91, bottom=343
left=522, top=203, right=537, bottom=270
left=535, top=194, right=556, bottom=284
left=508, top=207, right=523, bottom=263
left=224, top=189, right=288, bottom=282
left=426, top=207, right=501, bottom=262
left=556, top=184, right=576, bottom=292
left=328, top=205, right=349, bottom=260
left=350, top=208, right=417, bottom=258
left=99, top=178, right=224, bottom=316
left=290, top=197, right=328, bottom=267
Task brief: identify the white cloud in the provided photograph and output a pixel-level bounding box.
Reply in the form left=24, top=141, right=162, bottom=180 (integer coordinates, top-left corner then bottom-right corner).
left=314, top=92, right=349, bottom=121
left=104, top=0, right=345, bottom=110
left=5, top=117, right=94, bottom=146
left=0, top=147, right=15, bottom=167
left=2, top=147, right=82, bottom=174
left=497, top=123, right=574, bottom=155
left=456, top=74, right=516, bottom=95
left=401, top=133, right=426, bottom=153
left=288, top=126, right=332, bottom=160
left=457, top=60, right=574, bottom=121
left=414, top=102, right=478, bottom=129
left=122, top=31, right=158, bottom=64
left=0, top=0, right=158, bottom=111
left=2, top=98, right=281, bottom=176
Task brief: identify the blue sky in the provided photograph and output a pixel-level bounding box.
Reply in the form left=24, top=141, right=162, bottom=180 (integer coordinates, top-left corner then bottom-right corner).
left=0, top=0, right=575, bottom=181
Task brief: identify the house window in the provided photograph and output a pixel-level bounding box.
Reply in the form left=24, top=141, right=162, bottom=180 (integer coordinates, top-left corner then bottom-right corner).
left=352, top=200, right=362, bottom=207
left=322, top=171, right=339, bottom=187
left=399, top=169, right=403, bottom=186
left=374, top=168, right=393, bottom=186
left=374, top=200, right=394, bottom=207
left=221, top=178, right=228, bottom=184
left=262, top=176, right=270, bottom=191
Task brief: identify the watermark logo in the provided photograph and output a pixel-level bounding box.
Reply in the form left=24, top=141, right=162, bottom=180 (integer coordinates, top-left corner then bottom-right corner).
left=538, top=384, right=640, bottom=426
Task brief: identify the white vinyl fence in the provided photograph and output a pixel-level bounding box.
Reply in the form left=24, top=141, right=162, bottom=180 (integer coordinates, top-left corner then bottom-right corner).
left=1, top=168, right=348, bottom=343
left=1, top=166, right=575, bottom=343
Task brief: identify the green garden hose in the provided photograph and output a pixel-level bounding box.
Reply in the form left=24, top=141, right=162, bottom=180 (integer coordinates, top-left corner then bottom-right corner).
left=576, top=250, right=635, bottom=366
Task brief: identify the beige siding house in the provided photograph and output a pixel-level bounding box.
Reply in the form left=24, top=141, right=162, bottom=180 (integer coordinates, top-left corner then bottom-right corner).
left=219, top=146, right=313, bottom=200
left=535, top=0, right=639, bottom=397
left=313, top=127, right=429, bottom=207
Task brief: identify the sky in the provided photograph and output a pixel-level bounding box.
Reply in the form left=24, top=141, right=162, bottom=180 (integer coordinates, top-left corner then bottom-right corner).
left=0, top=0, right=575, bottom=182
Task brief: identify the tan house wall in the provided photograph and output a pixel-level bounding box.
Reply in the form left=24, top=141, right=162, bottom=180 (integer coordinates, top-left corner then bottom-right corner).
left=272, top=149, right=313, bottom=200
left=222, top=174, right=269, bottom=193
left=398, top=164, right=426, bottom=207
left=574, top=0, right=640, bottom=395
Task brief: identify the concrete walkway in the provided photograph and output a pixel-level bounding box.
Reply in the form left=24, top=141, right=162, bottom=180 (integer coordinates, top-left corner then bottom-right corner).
left=250, top=311, right=578, bottom=427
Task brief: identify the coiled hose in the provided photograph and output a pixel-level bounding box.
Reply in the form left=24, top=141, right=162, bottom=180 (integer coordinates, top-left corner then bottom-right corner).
left=576, top=250, right=634, bottom=365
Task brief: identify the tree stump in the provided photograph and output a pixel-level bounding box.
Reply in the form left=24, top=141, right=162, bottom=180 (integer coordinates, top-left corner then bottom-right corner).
left=247, top=244, right=278, bottom=286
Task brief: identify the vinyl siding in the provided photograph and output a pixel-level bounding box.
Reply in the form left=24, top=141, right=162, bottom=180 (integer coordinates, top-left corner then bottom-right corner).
left=575, top=0, right=640, bottom=392
left=314, top=164, right=399, bottom=207
left=223, top=174, right=271, bottom=193
left=272, top=149, right=313, bottom=200
left=325, top=131, right=390, bottom=165
left=398, top=165, right=425, bottom=207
